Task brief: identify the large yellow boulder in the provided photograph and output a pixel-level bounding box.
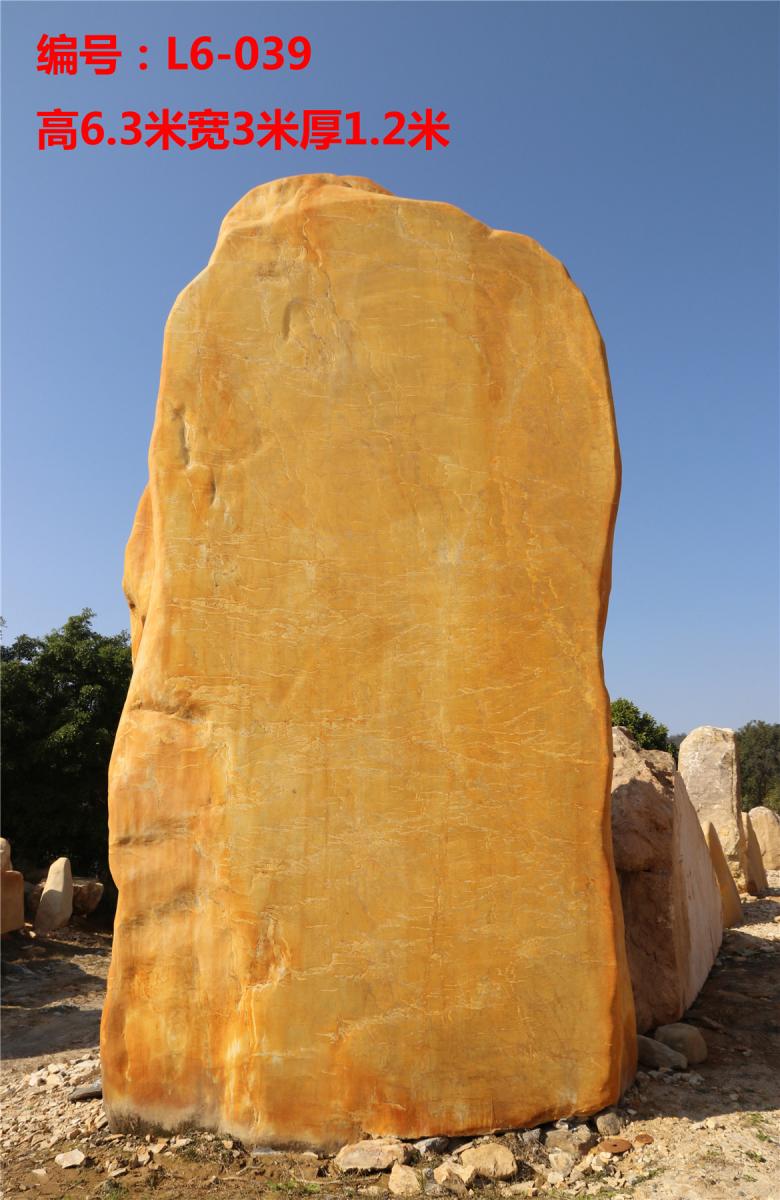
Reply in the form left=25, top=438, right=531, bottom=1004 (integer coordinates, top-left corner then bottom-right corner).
left=1, top=869, right=24, bottom=934
left=102, top=175, right=635, bottom=1149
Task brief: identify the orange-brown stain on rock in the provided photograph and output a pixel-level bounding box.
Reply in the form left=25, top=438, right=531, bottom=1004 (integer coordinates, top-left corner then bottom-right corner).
left=101, top=175, right=635, bottom=1150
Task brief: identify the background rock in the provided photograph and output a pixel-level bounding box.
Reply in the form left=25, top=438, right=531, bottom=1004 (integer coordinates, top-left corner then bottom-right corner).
left=34, top=857, right=73, bottom=934
left=745, top=813, right=769, bottom=896
left=748, top=806, right=780, bottom=870
left=678, top=727, right=750, bottom=892
left=705, top=824, right=744, bottom=927
left=611, top=728, right=722, bottom=1031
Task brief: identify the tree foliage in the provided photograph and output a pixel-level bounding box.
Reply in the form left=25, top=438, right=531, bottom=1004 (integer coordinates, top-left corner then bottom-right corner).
left=736, top=720, right=780, bottom=814
left=610, top=697, right=670, bottom=753
left=1, top=610, right=132, bottom=878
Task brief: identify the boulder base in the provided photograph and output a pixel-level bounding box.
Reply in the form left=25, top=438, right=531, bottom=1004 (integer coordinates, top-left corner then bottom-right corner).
left=102, top=174, right=635, bottom=1149
left=611, top=728, right=722, bottom=1031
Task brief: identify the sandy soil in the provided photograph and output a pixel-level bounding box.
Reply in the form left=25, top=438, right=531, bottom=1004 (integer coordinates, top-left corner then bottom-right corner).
left=1, top=881, right=778, bottom=1200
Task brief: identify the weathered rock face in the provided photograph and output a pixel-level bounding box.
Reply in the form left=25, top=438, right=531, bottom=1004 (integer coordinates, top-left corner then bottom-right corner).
left=678, top=726, right=752, bottom=892
left=611, top=728, right=722, bottom=1032
left=748, top=806, right=780, bottom=870
left=745, top=813, right=769, bottom=895
left=34, top=857, right=73, bottom=934
left=1, top=869, right=25, bottom=934
left=704, top=824, right=743, bottom=927
left=102, top=174, right=635, bottom=1148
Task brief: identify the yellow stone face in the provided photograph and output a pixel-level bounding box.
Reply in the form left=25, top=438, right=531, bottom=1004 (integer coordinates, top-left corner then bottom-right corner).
left=102, top=175, right=635, bottom=1149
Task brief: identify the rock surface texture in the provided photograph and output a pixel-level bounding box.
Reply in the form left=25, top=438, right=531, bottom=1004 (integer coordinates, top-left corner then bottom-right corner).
left=748, top=806, right=780, bottom=870
left=102, top=174, right=635, bottom=1149
left=34, top=857, right=73, bottom=934
left=678, top=727, right=752, bottom=892
left=611, top=728, right=722, bottom=1032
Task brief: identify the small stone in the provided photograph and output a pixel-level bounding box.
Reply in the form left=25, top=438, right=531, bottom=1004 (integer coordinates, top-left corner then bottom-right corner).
left=390, top=1164, right=423, bottom=1196
left=637, top=1034, right=687, bottom=1071
left=30, top=1169, right=47, bottom=1179
left=597, top=1138, right=632, bottom=1155
left=358, top=1188, right=383, bottom=1197
left=506, top=1185, right=535, bottom=1197
left=336, top=1139, right=410, bottom=1173
left=459, top=1143, right=516, bottom=1181
left=520, top=1129, right=541, bottom=1146
left=109, top=1167, right=128, bottom=1178
left=69, top=1081, right=103, bottom=1102
left=135, top=1149, right=152, bottom=1166
left=433, top=1164, right=464, bottom=1193
left=653, top=1023, right=708, bottom=1064
left=545, top=1126, right=596, bottom=1157
left=546, top=1171, right=565, bottom=1186
left=594, top=1111, right=622, bottom=1137
left=415, top=1137, right=450, bottom=1156
left=548, top=1150, right=576, bottom=1177
left=633, top=1134, right=653, bottom=1146
left=55, top=1149, right=87, bottom=1168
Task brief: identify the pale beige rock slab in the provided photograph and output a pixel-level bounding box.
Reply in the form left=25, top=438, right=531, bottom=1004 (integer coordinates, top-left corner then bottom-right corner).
left=335, top=1140, right=409, bottom=1173
left=705, top=824, right=743, bottom=927
left=34, top=857, right=73, bottom=934
left=611, top=728, right=722, bottom=1032
left=0, top=836, right=12, bottom=872
left=745, top=812, right=769, bottom=896
left=678, top=727, right=749, bottom=891
left=748, top=806, right=780, bottom=870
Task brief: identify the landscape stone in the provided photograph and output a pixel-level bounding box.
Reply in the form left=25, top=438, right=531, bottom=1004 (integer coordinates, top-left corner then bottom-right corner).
left=704, top=824, right=744, bottom=927
left=547, top=1150, right=576, bottom=1176
left=389, top=1164, right=422, bottom=1196
left=101, top=173, right=635, bottom=1148
left=0, top=836, right=12, bottom=871
left=611, top=728, right=722, bottom=1031
left=1, top=868, right=25, bottom=934
left=335, top=1139, right=409, bottom=1172
left=34, top=857, right=73, bottom=934
left=678, top=727, right=751, bottom=892
left=459, top=1143, right=516, bottom=1180
left=636, top=1035, right=687, bottom=1071
left=745, top=814, right=769, bottom=896
left=653, top=1023, right=708, bottom=1064
left=748, top=806, right=780, bottom=870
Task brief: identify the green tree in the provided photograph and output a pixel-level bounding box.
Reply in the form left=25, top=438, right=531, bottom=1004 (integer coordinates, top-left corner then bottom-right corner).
left=736, top=720, right=780, bottom=813
left=1, top=610, right=132, bottom=879
left=610, top=697, right=670, bottom=753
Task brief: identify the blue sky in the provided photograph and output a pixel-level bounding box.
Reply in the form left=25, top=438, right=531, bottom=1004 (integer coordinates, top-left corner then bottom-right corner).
left=2, top=1, right=778, bottom=732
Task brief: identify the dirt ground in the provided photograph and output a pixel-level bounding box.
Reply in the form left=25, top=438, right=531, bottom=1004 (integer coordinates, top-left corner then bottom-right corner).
left=2, top=880, right=779, bottom=1200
